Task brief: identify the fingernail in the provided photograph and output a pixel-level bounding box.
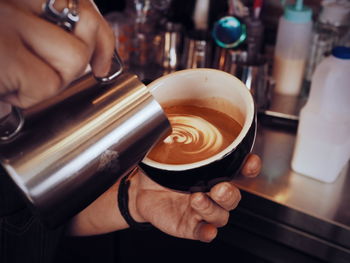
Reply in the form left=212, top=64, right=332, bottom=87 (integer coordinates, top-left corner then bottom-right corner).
left=247, top=155, right=262, bottom=174
left=192, top=194, right=205, bottom=209
left=216, top=184, right=230, bottom=200
left=94, top=60, right=112, bottom=78
left=100, top=65, right=111, bottom=78
left=102, top=61, right=112, bottom=76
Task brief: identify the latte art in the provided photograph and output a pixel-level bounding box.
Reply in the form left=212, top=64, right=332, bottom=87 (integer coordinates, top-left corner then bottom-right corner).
left=164, top=115, right=223, bottom=157
left=147, top=104, right=242, bottom=165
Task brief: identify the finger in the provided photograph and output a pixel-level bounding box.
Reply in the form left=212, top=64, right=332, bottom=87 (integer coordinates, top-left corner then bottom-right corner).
left=241, top=154, right=262, bottom=178
left=57, top=0, right=115, bottom=77
left=191, top=193, right=229, bottom=227
left=16, top=11, right=90, bottom=87
left=87, top=1, right=115, bottom=77
left=209, top=182, right=241, bottom=211
left=0, top=38, right=61, bottom=108
left=12, top=0, right=115, bottom=77
left=193, top=222, right=218, bottom=243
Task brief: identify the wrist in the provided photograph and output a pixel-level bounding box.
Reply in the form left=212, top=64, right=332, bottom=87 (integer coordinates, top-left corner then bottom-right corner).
left=126, top=168, right=147, bottom=224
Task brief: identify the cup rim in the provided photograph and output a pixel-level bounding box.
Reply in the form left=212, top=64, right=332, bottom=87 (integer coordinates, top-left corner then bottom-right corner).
left=142, top=68, right=255, bottom=171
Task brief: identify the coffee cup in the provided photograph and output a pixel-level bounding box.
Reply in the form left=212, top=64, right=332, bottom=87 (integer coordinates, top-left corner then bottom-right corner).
left=140, top=68, right=256, bottom=192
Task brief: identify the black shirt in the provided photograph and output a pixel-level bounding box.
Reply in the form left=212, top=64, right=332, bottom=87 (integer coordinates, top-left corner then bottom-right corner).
left=0, top=167, right=64, bottom=262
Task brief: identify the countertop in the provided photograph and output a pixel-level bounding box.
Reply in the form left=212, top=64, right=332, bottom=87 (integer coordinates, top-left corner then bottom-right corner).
left=228, top=115, right=350, bottom=262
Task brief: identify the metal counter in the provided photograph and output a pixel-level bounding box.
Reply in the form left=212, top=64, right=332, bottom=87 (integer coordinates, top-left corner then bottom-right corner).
left=220, top=116, right=350, bottom=263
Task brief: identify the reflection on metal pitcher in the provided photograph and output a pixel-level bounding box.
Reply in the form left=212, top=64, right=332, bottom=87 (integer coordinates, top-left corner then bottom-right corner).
left=0, top=72, right=171, bottom=228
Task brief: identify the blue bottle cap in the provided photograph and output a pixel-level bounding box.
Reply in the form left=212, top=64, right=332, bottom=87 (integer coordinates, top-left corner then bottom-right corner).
left=283, top=0, right=312, bottom=23
left=332, top=46, right=350, bottom=59
left=284, top=5, right=312, bottom=23
left=212, top=16, right=246, bottom=48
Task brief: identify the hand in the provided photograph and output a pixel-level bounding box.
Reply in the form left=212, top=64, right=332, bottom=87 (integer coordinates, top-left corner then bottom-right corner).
left=0, top=0, right=114, bottom=108
left=68, top=154, right=261, bottom=239
left=129, top=154, right=261, bottom=242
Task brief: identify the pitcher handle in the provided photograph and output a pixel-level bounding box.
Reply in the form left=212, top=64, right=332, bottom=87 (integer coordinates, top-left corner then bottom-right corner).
left=0, top=103, right=24, bottom=141
left=94, top=51, right=124, bottom=84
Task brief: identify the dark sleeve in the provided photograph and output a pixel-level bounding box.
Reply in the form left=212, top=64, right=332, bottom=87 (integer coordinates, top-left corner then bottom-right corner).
left=0, top=166, right=66, bottom=263
left=0, top=166, right=27, bottom=217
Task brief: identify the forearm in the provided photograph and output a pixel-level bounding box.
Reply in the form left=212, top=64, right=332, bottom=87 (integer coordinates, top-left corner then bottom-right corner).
left=67, top=172, right=139, bottom=236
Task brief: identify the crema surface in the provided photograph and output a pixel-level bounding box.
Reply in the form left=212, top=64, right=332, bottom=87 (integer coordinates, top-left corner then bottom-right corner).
left=147, top=105, right=242, bottom=165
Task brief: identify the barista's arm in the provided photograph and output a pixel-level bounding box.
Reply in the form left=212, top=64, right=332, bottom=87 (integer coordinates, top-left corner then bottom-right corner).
left=67, top=154, right=261, bottom=243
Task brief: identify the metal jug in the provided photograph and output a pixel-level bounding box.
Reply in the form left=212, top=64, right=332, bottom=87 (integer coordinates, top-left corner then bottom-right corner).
left=0, top=54, right=171, bottom=228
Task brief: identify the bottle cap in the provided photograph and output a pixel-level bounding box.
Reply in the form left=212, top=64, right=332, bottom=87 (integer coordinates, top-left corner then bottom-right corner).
left=284, top=0, right=312, bottom=23
left=212, top=16, right=247, bottom=48
left=332, top=46, right=350, bottom=59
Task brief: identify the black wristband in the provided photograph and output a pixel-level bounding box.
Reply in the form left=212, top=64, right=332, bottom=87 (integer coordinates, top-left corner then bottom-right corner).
left=118, top=173, right=151, bottom=231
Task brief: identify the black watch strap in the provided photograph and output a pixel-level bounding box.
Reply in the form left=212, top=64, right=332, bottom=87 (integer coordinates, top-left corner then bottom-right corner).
left=117, top=173, right=151, bottom=231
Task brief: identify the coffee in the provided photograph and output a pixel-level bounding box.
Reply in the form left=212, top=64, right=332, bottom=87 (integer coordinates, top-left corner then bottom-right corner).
left=147, top=104, right=242, bottom=165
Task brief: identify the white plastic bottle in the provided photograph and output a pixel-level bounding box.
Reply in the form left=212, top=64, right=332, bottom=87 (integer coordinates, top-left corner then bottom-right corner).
left=291, top=46, right=350, bottom=183
left=273, top=0, right=312, bottom=96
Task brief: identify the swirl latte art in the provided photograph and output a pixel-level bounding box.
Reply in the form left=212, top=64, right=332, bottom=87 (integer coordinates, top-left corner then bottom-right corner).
left=164, top=114, right=224, bottom=156
left=147, top=104, right=242, bottom=165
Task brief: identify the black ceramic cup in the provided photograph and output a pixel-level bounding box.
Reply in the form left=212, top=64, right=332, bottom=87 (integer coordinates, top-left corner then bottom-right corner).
left=140, top=68, right=256, bottom=192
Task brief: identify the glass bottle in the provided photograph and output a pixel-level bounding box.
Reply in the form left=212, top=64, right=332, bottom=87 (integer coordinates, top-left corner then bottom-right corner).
left=304, top=0, right=350, bottom=88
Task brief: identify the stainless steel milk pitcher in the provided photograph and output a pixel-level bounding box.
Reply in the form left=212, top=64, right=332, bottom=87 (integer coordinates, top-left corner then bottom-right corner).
left=0, top=54, right=171, bottom=228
